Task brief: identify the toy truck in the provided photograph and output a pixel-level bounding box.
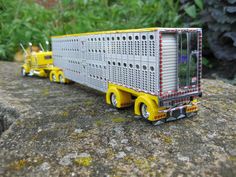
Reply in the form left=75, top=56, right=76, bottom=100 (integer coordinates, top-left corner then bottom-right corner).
left=20, top=42, right=69, bottom=83
left=50, top=27, right=202, bottom=125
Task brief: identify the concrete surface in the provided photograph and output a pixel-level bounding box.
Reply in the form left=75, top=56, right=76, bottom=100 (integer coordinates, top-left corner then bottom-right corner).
left=0, top=61, right=235, bottom=176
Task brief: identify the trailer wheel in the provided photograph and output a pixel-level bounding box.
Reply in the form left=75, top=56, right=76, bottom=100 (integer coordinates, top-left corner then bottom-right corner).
left=21, top=67, right=28, bottom=76
left=110, top=93, right=117, bottom=107
left=140, top=103, right=149, bottom=119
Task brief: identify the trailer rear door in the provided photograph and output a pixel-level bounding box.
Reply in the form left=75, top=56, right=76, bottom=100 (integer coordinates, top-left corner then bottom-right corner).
left=160, top=31, right=200, bottom=96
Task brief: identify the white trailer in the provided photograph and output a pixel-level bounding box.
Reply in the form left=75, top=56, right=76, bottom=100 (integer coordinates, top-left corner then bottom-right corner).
left=51, top=28, right=202, bottom=124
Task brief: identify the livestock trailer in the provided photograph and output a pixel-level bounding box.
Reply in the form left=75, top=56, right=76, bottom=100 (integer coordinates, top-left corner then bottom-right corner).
left=51, top=27, right=202, bottom=124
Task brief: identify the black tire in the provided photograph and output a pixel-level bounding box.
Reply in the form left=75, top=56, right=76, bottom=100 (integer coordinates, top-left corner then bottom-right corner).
left=110, top=93, right=117, bottom=107
left=59, top=74, right=65, bottom=84
left=140, top=103, right=149, bottom=119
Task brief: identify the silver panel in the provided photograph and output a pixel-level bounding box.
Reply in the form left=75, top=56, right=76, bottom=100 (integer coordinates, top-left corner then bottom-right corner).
left=161, top=34, right=177, bottom=92
left=52, top=31, right=160, bottom=94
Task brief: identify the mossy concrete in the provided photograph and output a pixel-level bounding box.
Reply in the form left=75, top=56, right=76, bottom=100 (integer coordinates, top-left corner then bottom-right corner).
left=0, top=61, right=236, bottom=176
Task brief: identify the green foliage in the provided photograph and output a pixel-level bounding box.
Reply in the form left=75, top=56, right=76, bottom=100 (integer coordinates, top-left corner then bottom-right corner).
left=0, top=0, right=55, bottom=60
left=184, top=5, right=197, bottom=18
left=202, top=57, right=213, bottom=69
left=0, top=0, right=201, bottom=61
left=194, top=0, right=203, bottom=10
left=182, top=0, right=203, bottom=20
left=205, top=0, right=236, bottom=61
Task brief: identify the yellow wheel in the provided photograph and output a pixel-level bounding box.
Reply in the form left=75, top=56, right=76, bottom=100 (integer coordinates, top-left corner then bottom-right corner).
left=106, top=87, right=132, bottom=108
left=49, top=71, right=58, bottom=82
left=134, top=95, right=159, bottom=121
left=58, top=71, right=69, bottom=84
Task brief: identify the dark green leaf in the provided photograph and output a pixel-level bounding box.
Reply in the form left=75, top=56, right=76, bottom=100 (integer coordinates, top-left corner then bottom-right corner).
left=194, top=0, right=203, bottom=10
left=184, top=5, right=197, bottom=18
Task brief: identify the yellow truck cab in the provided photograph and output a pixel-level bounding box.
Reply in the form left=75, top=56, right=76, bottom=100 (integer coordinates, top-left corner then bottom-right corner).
left=21, top=51, right=53, bottom=77
left=20, top=42, right=68, bottom=84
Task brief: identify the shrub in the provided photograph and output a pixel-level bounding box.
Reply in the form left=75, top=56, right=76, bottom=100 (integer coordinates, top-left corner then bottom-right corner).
left=0, top=0, right=182, bottom=61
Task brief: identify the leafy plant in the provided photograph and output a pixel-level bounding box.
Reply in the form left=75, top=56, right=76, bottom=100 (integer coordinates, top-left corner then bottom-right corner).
left=204, top=0, right=236, bottom=61
left=184, top=5, right=197, bottom=18
left=0, top=0, right=55, bottom=60
left=202, top=57, right=213, bottom=69
left=194, top=0, right=203, bottom=10
left=0, top=0, right=206, bottom=61
left=180, top=0, right=204, bottom=26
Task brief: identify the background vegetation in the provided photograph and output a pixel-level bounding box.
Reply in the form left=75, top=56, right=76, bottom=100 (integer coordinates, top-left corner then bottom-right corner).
left=0, top=0, right=203, bottom=60
left=0, top=0, right=235, bottom=78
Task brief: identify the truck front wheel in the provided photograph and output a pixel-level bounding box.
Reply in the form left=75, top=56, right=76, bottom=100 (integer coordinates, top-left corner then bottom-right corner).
left=21, top=67, right=28, bottom=76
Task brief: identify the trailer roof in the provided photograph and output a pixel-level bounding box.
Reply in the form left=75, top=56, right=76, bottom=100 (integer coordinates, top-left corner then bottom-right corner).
left=51, top=27, right=201, bottom=39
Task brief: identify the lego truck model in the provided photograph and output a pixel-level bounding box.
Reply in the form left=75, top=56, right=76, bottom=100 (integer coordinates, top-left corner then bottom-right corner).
left=22, top=27, right=202, bottom=125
